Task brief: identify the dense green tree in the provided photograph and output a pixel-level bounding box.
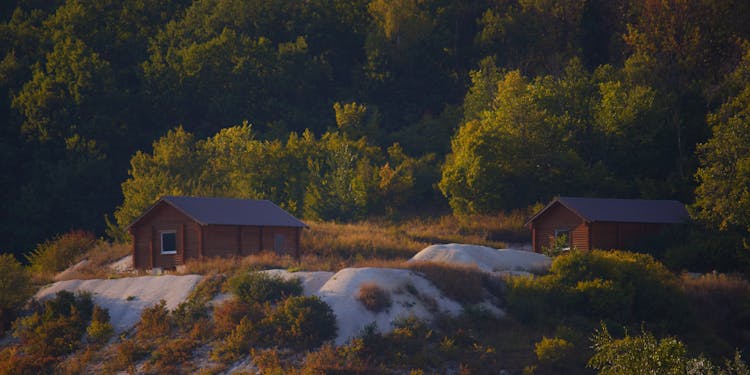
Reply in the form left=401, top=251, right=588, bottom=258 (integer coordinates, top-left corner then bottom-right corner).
left=694, top=46, right=750, bottom=234
left=440, top=69, right=587, bottom=214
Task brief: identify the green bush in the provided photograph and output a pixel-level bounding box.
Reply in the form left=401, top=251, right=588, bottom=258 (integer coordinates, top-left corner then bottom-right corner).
left=506, top=250, right=687, bottom=328
left=227, top=271, right=302, bottom=304
left=86, top=305, right=114, bottom=344
left=587, top=324, right=750, bottom=374
left=0, top=254, right=32, bottom=335
left=265, top=296, right=337, bottom=350
left=11, top=290, right=95, bottom=367
left=530, top=336, right=578, bottom=374
left=146, top=338, right=197, bottom=373
left=211, top=317, right=256, bottom=363
left=25, top=230, right=96, bottom=277
left=137, top=300, right=172, bottom=341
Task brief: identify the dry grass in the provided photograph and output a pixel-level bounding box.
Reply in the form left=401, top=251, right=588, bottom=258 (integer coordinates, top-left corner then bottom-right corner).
left=357, top=283, right=392, bottom=312
left=405, top=261, right=493, bottom=305
left=53, top=241, right=132, bottom=281
left=53, top=211, right=531, bottom=279
left=302, top=212, right=531, bottom=266
left=680, top=272, right=750, bottom=356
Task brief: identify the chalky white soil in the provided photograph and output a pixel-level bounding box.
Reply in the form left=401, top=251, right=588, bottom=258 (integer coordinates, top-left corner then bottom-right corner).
left=40, top=243, right=549, bottom=346
left=34, top=274, right=203, bottom=333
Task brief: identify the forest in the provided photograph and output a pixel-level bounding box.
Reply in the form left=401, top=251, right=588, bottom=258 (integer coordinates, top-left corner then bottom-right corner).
left=2, top=0, right=750, bottom=259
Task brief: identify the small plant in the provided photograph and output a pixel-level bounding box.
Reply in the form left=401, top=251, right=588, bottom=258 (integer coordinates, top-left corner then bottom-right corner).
left=211, top=317, right=255, bottom=363
left=112, top=338, right=147, bottom=373
left=357, top=283, right=392, bottom=312
left=213, top=299, right=262, bottom=337
left=227, top=271, right=302, bottom=304
left=542, top=233, right=571, bottom=257
left=137, top=300, right=171, bottom=341
left=146, top=338, right=197, bottom=373
left=265, top=296, right=338, bottom=350
left=532, top=336, right=576, bottom=374
left=86, top=305, right=114, bottom=344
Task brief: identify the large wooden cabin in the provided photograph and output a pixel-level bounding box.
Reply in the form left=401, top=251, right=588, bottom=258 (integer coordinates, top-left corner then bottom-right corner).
left=128, top=196, right=307, bottom=270
left=526, top=197, right=689, bottom=253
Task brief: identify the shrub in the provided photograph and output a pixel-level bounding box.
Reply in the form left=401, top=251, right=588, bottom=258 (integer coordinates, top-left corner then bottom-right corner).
left=112, top=338, right=148, bottom=373
left=26, top=230, right=96, bottom=277
left=173, top=274, right=224, bottom=332
left=0, top=254, right=32, bottom=334
left=0, top=346, right=54, bottom=375
left=146, top=338, right=197, bottom=373
left=266, top=296, right=337, bottom=350
left=86, top=305, right=114, bottom=344
left=542, top=233, right=571, bottom=257
left=585, top=324, right=747, bottom=375
left=357, top=283, right=392, bottom=312
left=227, top=271, right=302, bottom=304
left=506, top=250, right=687, bottom=328
left=251, top=348, right=287, bottom=375
left=86, top=320, right=114, bottom=345
left=137, top=300, right=171, bottom=341
left=10, top=291, right=96, bottom=371
left=211, top=317, right=255, bottom=363
left=531, top=337, right=577, bottom=374
left=212, top=299, right=249, bottom=337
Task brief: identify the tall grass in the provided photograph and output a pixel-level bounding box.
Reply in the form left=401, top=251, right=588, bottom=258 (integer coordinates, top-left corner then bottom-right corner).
left=52, top=241, right=132, bottom=281
left=302, top=212, right=531, bottom=265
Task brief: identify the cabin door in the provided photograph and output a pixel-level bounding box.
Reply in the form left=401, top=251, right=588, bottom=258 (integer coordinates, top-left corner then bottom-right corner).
left=274, top=234, right=285, bottom=255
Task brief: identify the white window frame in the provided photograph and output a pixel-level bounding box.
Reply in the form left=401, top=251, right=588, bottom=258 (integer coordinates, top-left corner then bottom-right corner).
left=554, top=229, right=572, bottom=251
left=160, top=230, right=177, bottom=254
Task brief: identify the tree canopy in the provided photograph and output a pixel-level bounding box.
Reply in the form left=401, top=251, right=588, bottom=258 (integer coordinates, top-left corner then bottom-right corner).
left=1, top=0, right=750, bottom=255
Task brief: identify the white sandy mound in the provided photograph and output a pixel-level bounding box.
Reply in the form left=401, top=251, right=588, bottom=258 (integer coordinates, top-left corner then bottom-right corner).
left=34, top=275, right=203, bottom=333
left=108, top=255, right=133, bottom=273
left=410, top=243, right=551, bottom=274
left=316, top=267, right=463, bottom=345
left=54, top=259, right=89, bottom=281
left=260, top=269, right=334, bottom=296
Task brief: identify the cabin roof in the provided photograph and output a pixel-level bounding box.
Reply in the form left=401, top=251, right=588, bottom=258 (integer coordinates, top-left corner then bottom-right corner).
left=129, top=196, right=308, bottom=228
left=526, top=196, right=690, bottom=226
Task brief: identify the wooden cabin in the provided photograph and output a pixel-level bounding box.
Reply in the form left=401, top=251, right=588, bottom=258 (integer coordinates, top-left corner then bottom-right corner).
left=128, top=196, right=307, bottom=270
left=526, top=197, right=689, bottom=253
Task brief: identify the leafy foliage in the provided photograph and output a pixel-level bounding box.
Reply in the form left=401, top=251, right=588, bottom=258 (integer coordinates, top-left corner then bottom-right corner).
left=265, top=296, right=338, bottom=350
left=694, top=44, right=750, bottom=235
left=0, top=254, right=32, bottom=334
left=589, top=324, right=750, bottom=375
left=506, top=250, right=687, bottom=328
left=25, top=230, right=96, bottom=278
left=227, top=271, right=302, bottom=305
left=1, top=291, right=107, bottom=373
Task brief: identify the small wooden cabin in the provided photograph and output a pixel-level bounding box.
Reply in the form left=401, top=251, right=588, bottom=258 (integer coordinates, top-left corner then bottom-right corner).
left=128, top=196, right=307, bottom=270
left=526, top=197, right=688, bottom=253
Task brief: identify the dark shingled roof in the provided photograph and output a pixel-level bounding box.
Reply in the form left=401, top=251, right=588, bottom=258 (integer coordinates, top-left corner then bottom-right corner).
left=132, top=196, right=307, bottom=228
left=527, top=197, right=690, bottom=225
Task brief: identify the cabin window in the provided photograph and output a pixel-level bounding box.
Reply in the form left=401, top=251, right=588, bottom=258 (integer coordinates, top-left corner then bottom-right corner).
left=161, top=231, right=177, bottom=254
left=553, top=229, right=571, bottom=251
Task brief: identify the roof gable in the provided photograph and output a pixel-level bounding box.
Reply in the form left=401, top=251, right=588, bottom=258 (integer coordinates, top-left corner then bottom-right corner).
left=527, top=197, right=689, bottom=225
left=129, top=196, right=307, bottom=228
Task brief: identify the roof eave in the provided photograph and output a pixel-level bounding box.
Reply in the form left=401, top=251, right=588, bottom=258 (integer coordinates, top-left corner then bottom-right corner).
left=125, top=197, right=207, bottom=230
left=524, top=197, right=592, bottom=227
